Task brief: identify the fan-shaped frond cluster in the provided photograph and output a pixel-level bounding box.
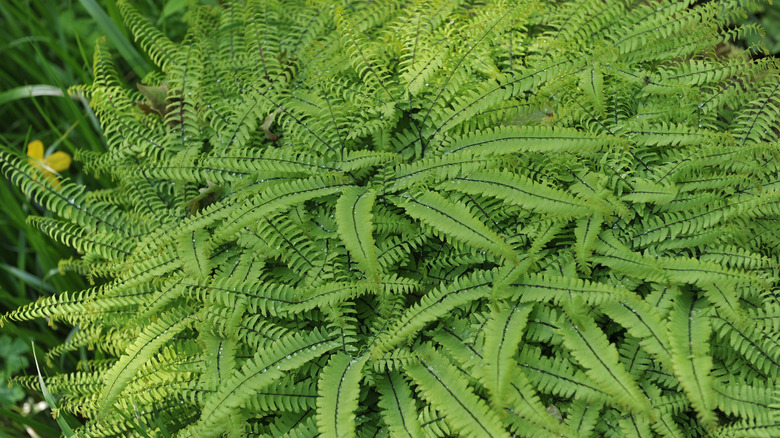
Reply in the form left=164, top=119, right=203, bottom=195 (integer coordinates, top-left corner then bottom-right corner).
left=2, top=0, right=779, bottom=436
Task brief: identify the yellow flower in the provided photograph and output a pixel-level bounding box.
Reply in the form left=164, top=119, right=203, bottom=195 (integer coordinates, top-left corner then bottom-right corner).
left=27, top=139, right=71, bottom=185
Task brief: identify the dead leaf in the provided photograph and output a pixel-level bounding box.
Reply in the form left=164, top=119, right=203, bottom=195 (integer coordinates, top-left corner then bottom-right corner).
left=261, top=107, right=283, bottom=142
left=136, top=83, right=170, bottom=117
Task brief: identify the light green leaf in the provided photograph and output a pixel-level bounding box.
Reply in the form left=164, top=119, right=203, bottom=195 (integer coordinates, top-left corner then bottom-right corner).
left=405, top=344, right=510, bottom=438
left=335, top=187, right=380, bottom=281
left=316, top=353, right=369, bottom=438
left=668, top=292, right=717, bottom=430
left=395, top=190, right=517, bottom=261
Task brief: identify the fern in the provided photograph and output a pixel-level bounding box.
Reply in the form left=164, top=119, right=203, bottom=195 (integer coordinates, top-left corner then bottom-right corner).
left=669, top=291, right=719, bottom=431
left=404, top=344, right=511, bottom=438
left=376, top=370, right=425, bottom=438
left=315, top=353, right=369, bottom=438
left=2, top=0, right=780, bottom=436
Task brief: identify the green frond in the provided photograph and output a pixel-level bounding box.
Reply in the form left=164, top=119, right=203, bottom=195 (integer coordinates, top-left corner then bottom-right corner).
left=667, top=291, right=718, bottom=431
left=0, top=147, right=134, bottom=237
left=5, top=288, right=98, bottom=324
left=384, top=154, right=500, bottom=192
left=335, top=187, right=380, bottom=281
left=117, top=0, right=179, bottom=72
left=91, top=37, right=123, bottom=91
left=436, top=125, right=617, bottom=156
left=249, top=211, right=326, bottom=279
left=501, top=272, right=631, bottom=305
left=417, top=404, right=452, bottom=438
left=713, top=381, right=777, bottom=423
left=700, top=245, right=778, bottom=271
left=372, top=269, right=494, bottom=357
left=376, top=370, right=425, bottom=438
left=710, top=315, right=780, bottom=379
left=620, top=178, right=679, bottom=206
left=574, top=214, right=603, bottom=272
left=730, top=72, right=780, bottom=146
left=600, top=297, right=673, bottom=372
left=243, top=0, right=283, bottom=79
left=45, top=326, right=103, bottom=363
left=559, top=303, right=653, bottom=416
left=405, top=344, right=510, bottom=438
left=316, top=353, right=369, bottom=438
left=246, top=378, right=318, bottom=414
left=563, top=399, right=602, bottom=437
left=708, top=418, right=780, bottom=438
left=289, top=281, right=376, bottom=313
left=438, top=169, right=599, bottom=218
left=627, top=122, right=727, bottom=147
left=185, top=329, right=339, bottom=438
left=517, top=344, right=609, bottom=404
left=214, top=176, right=348, bottom=240
left=182, top=275, right=295, bottom=317
left=98, top=308, right=196, bottom=418
left=26, top=216, right=133, bottom=260
left=393, top=190, right=517, bottom=261
left=481, top=302, right=532, bottom=405
left=700, top=283, right=744, bottom=322
left=175, top=229, right=213, bottom=280
left=332, top=6, right=400, bottom=104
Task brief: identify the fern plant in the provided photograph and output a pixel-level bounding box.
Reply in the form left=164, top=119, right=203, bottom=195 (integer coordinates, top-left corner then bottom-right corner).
left=2, top=0, right=779, bottom=436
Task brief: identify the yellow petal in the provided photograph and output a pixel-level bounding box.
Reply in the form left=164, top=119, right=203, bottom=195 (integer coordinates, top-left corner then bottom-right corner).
left=44, top=151, right=72, bottom=173
left=43, top=172, right=62, bottom=187
left=27, top=140, right=44, bottom=160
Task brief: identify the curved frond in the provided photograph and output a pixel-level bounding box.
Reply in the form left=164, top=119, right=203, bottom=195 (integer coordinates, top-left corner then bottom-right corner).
left=405, top=344, right=510, bottom=438
left=316, top=353, right=369, bottom=438
left=668, top=292, right=717, bottom=431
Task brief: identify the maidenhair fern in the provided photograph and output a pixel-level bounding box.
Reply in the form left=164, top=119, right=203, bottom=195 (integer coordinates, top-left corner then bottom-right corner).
left=2, top=0, right=779, bottom=436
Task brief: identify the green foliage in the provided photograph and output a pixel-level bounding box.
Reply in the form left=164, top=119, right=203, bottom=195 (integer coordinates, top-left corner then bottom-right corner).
left=2, top=0, right=779, bottom=437
left=0, top=335, right=29, bottom=406
left=0, top=1, right=187, bottom=435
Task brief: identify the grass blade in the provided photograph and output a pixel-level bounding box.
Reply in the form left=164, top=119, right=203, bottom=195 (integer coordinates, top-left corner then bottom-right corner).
left=78, top=0, right=151, bottom=77
left=31, top=342, right=76, bottom=437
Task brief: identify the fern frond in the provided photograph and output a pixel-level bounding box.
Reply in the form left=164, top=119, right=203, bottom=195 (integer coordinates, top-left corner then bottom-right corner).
left=316, top=353, right=369, bottom=438
left=335, top=187, right=381, bottom=281
left=98, top=308, right=196, bottom=418
left=667, top=291, right=717, bottom=431
left=438, top=169, right=599, bottom=217
left=713, top=381, right=777, bottom=423
left=215, top=176, right=348, bottom=239
left=600, top=297, right=674, bottom=372
left=730, top=72, right=780, bottom=147
left=517, top=345, right=609, bottom=404
left=0, top=148, right=133, bottom=237
left=710, top=315, right=780, bottom=379
left=376, top=370, right=425, bottom=438
left=502, top=272, right=631, bottom=305
left=405, top=344, right=510, bottom=438
left=117, top=0, right=179, bottom=72
left=481, top=302, right=532, bottom=406
left=436, top=125, right=617, bottom=156
left=372, top=269, right=494, bottom=357
left=185, top=329, right=339, bottom=438
left=559, top=303, right=653, bottom=416
left=27, top=216, right=133, bottom=260
left=393, top=190, right=517, bottom=261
